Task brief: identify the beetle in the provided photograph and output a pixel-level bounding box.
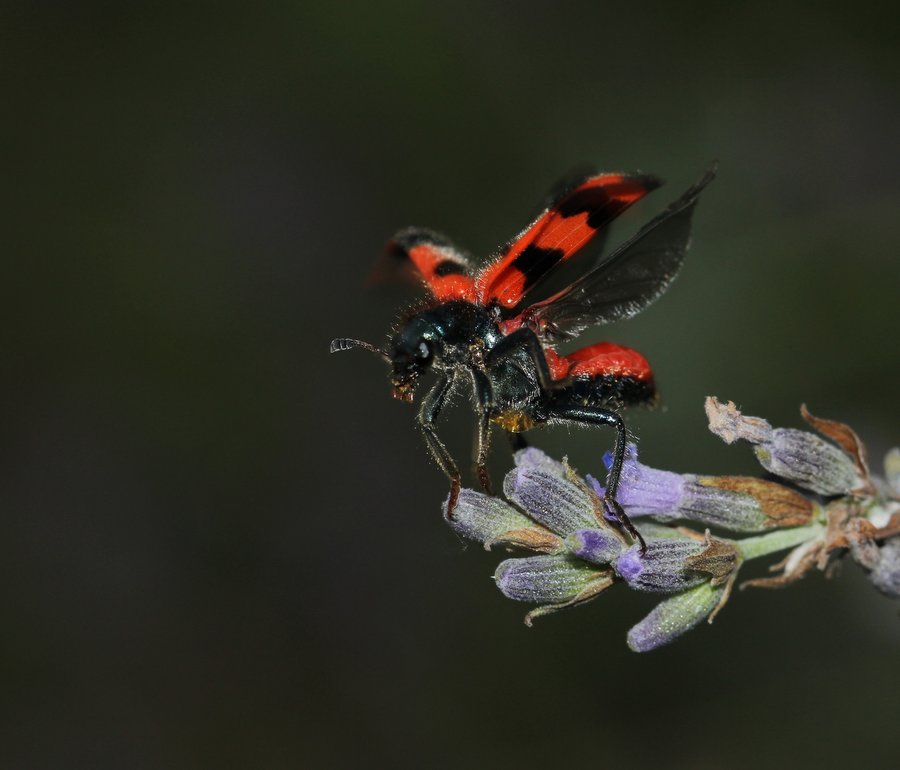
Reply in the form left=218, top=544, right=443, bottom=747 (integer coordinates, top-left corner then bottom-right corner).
left=331, top=165, right=715, bottom=548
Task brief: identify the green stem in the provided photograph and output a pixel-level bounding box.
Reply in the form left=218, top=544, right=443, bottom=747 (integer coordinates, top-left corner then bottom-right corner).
left=736, top=523, right=825, bottom=561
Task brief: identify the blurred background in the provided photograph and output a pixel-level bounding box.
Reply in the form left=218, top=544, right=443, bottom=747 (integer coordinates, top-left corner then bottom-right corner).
left=4, top=2, right=899, bottom=768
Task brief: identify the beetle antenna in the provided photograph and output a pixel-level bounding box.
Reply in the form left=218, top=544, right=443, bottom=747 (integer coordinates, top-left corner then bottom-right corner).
left=330, top=337, right=391, bottom=363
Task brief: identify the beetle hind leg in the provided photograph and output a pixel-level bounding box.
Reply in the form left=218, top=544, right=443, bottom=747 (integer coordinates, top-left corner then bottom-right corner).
left=546, top=402, right=646, bottom=553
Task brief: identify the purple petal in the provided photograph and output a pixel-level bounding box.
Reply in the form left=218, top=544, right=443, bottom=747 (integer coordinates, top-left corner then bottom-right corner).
left=615, top=548, right=644, bottom=581
left=591, top=445, right=684, bottom=515
left=755, top=428, right=859, bottom=496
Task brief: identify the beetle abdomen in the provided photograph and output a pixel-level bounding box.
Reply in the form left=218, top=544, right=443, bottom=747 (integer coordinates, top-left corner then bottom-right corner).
left=546, top=342, right=657, bottom=410
left=551, top=374, right=657, bottom=411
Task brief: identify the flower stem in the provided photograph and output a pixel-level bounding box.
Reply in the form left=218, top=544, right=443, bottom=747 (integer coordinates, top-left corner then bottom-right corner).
left=736, top=523, right=825, bottom=561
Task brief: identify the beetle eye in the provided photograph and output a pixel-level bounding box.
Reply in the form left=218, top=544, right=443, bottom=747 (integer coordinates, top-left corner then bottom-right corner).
left=417, top=341, right=430, bottom=360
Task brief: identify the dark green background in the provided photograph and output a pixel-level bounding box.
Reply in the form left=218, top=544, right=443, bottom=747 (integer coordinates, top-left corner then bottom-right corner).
left=4, top=2, right=899, bottom=768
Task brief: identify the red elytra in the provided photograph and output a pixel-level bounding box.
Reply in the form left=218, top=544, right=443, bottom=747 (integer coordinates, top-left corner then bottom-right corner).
left=404, top=243, right=477, bottom=303
left=475, top=173, right=660, bottom=308
left=544, top=343, right=653, bottom=382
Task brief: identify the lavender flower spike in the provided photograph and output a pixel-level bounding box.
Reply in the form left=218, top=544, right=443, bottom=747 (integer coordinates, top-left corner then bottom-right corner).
left=441, top=399, right=897, bottom=651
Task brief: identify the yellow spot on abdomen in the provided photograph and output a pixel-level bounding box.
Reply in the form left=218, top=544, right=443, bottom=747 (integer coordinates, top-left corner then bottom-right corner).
left=492, top=411, right=536, bottom=432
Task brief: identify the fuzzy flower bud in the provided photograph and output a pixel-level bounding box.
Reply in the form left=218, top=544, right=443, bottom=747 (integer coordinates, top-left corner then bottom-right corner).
left=752, top=428, right=859, bottom=496
left=494, top=555, right=605, bottom=603
left=504, top=461, right=597, bottom=536
left=614, top=538, right=708, bottom=593
left=444, top=489, right=563, bottom=553
left=592, top=447, right=814, bottom=533
left=706, top=398, right=861, bottom=496
left=627, top=581, right=725, bottom=652
left=686, top=476, right=814, bottom=530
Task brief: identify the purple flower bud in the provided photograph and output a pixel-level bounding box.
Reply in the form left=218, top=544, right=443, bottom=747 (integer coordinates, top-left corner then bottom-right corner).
left=614, top=539, right=707, bottom=593
left=444, top=489, right=563, bottom=553
left=670, top=479, right=768, bottom=531
left=753, top=428, right=859, bottom=496
left=565, top=528, right=626, bottom=564
left=706, top=399, right=863, bottom=496
left=494, top=555, right=604, bottom=603
left=627, top=581, right=725, bottom=652
left=869, top=536, right=900, bottom=599
left=504, top=466, right=597, bottom=536
left=595, top=445, right=813, bottom=533
left=680, top=476, right=814, bottom=532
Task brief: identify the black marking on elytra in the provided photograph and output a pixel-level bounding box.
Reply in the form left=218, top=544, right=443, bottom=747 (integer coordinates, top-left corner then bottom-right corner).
left=433, top=260, right=466, bottom=276
left=535, top=165, right=599, bottom=216
left=558, top=187, right=627, bottom=229
left=557, top=174, right=662, bottom=229
left=513, top=244, right=565, bottom=289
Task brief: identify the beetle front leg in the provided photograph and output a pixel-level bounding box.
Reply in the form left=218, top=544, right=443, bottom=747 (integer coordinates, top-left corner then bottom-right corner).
left=474, top=411, right=494, bottom=494
left=471, top=367, right=495, bottom=495
left=417, top=372, right=462, bottom=518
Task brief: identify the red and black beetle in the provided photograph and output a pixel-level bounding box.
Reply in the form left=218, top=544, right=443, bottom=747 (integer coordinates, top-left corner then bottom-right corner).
left=331, top=165, right=715, bottom=549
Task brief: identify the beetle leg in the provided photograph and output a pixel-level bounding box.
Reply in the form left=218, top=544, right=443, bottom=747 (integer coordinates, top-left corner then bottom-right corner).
left=417, top=372, right=462, bottom=518
left=470, top=367, right=495, bottom=495
left=545, top=402, right=646, bottom=553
